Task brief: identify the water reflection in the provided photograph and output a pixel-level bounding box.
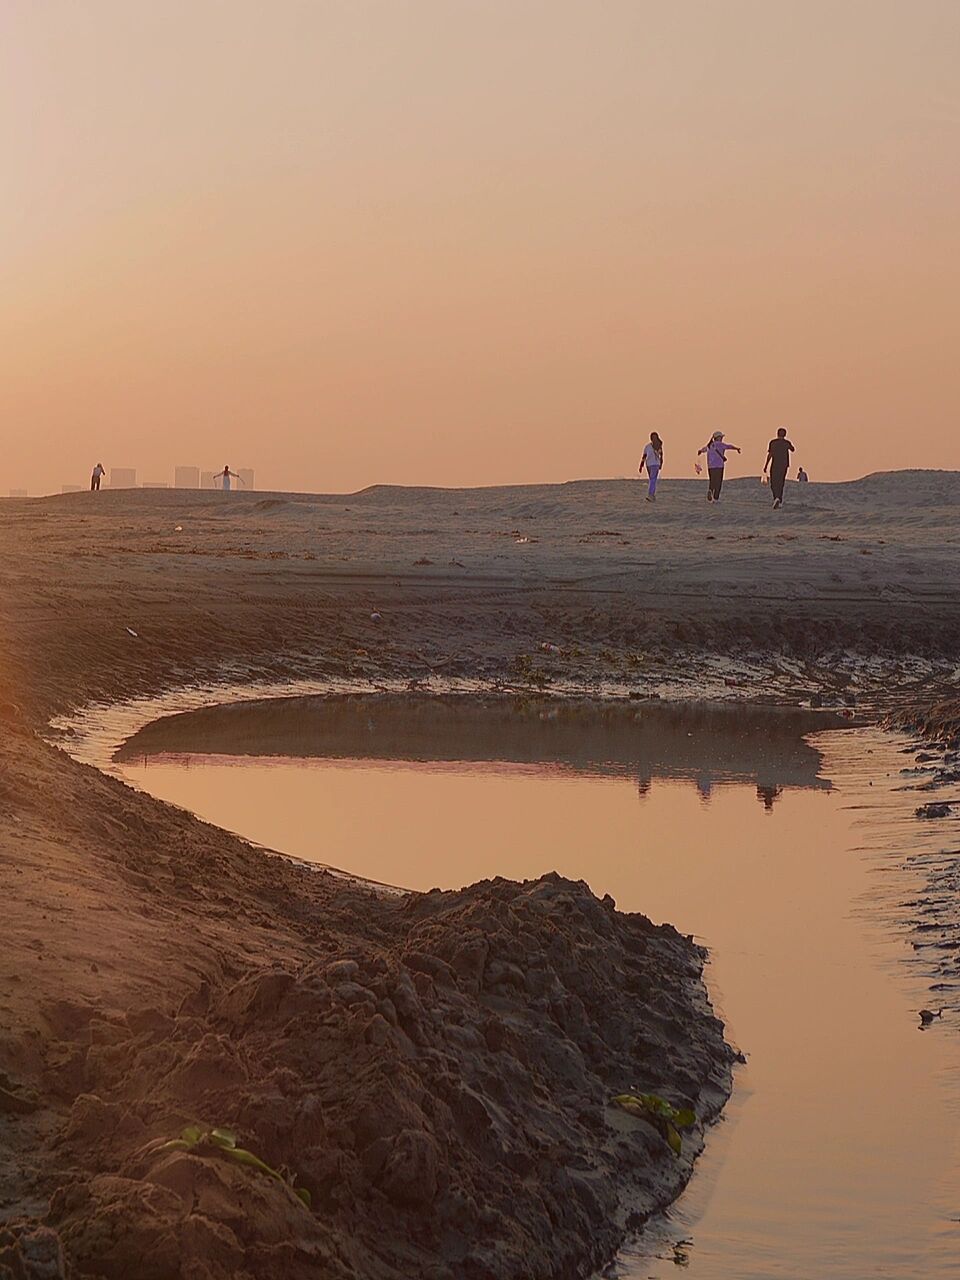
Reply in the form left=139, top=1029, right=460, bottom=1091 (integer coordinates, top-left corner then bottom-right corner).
left=116, top=693, right=842, bottom=799
left=116, top=700, right=960, bottom=1278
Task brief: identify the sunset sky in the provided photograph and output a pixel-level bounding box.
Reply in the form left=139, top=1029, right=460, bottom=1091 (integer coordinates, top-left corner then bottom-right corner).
left=2, top=1, right=958, bottom=495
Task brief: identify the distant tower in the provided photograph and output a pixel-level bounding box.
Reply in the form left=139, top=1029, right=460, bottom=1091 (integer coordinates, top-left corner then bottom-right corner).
left=110, top=467, right=137, bottom=489
left=174, top=466, right=200, bottom=489
left=237, top=468, right=254, bottom=491
left=8, top=488, right=27, bottom=498
left=200, top=470, right=215, bottom=490
left=61, top=485, right=82, bottom=493
left=142, top=482, right=169, bottom=489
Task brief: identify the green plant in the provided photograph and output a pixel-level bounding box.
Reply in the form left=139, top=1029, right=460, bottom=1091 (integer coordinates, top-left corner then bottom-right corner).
left=159, top=1125, right=312, bottom=1207
left=612, top=1093, right=696, bottom=1156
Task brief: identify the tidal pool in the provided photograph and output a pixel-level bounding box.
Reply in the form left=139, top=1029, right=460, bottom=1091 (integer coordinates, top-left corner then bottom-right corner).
left=115, top=696, right=960, bottom=1277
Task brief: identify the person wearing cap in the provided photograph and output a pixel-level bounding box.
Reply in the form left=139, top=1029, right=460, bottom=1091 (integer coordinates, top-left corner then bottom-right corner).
left=697, top=432, right=741, bottom=503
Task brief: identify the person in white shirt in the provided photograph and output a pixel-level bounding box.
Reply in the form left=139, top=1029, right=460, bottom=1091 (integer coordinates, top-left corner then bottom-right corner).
left=90, top=463, right=105, bottom=492
left=638, top=433, right=664, bottom=502
left=213, top=465, right=243, bottom=492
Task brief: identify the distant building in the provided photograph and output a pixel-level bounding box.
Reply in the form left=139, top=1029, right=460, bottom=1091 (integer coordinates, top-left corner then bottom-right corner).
left=142, top=482, right=169, bottom=489
left=200, top=471, right=215, bottom=490
left=8, top=489, right=27, bottom=498
left=110, top=467, right=137, bottom=489
left=61, top=485, right=83, bottom=493
left=237, top=468, right=254, bottom=491
left=174, top=466, right=200, bottom=489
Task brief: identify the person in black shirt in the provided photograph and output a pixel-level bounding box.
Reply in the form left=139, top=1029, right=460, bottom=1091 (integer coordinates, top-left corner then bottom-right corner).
left=764, top=428, right=794, bottom=509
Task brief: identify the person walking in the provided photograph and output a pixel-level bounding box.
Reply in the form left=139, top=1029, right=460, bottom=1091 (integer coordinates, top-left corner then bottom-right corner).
left=638, top=432, right=664, bottom=502
left=697, top=432, right=741, bottom=503
left=90, top=463, right=105, bottom=492
left=213, top=465, right=243, bottom=491
left=763, top=427, right=795, bottom=509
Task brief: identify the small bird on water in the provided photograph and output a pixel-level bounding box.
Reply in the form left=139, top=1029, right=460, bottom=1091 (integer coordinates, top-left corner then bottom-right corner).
left=919, top=1008, right=943, bottom=1026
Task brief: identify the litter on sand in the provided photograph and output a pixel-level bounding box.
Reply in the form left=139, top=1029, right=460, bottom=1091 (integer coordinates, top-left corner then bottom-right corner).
left=126, top=627, right=139, bottom=638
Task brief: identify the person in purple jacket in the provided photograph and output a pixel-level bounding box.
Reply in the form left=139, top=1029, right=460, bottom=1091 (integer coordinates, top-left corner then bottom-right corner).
left=697, top=431, right=741, bottom=503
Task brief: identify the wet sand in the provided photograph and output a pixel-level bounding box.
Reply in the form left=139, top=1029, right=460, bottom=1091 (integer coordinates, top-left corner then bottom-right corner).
left=2, top=475, right=960, bottom=1278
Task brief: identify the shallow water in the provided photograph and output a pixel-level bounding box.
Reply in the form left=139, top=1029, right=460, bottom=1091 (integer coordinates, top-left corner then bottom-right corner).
left=115, top=705, right=960, bottom=1277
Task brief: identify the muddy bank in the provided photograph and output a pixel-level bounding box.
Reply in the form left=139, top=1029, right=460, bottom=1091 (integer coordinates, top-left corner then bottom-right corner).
left=873, top=702, right=960, bottom=1019
left=886, top=698, right=960, bottom=745
left=0, top=718, right=731, bottom=1279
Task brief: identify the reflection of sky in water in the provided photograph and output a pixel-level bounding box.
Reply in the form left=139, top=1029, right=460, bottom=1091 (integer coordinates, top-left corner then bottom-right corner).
left=121, top=724, right=960, bottom=1278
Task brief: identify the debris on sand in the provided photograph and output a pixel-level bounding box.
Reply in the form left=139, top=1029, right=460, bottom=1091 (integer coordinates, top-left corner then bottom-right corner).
left=915, top=802, right=952, bottom=819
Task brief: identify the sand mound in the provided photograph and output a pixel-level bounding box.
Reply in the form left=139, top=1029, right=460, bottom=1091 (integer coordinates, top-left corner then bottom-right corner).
left=17, top=869, right=730, bottom=1280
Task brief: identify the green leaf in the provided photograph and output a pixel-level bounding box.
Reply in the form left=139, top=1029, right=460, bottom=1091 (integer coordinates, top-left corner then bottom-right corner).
left=180, top=1125, right=204, bottom=1146
left=674, top=1108, right=696, bottom=1129
left=639, top=1094, right=674, bottom=1117
left=665, top=1122, right=682, bottom=1156
left=210, top=1128, right=238, bottom=1149
left=296, top=1186, right=312, bottom=1208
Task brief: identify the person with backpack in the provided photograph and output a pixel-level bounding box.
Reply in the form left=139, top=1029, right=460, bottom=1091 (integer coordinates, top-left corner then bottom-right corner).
left=638, top=432, right=664, bottom=502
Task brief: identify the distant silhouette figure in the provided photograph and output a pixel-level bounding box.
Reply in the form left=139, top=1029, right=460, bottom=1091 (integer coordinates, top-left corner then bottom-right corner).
left=639, top=432, right=664, bottom=502
left=90, top=463, right=105, bottom=492
left=764, top=428, right=795, bottom=509
left=697, top=432, right=741, bottom=503
left=213, top=465, right=243, bottom=492
left=797, top=466, right=809, bottom=483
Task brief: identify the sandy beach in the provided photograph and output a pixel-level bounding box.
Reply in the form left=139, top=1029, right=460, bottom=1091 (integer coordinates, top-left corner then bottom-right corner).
left=5, top=472, right=960, bottom=723
left=2, top=473, right=960, bottom=1279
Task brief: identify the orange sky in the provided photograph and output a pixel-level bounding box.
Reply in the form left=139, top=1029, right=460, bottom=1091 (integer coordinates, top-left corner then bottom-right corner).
left=2, top=1, right=958, bottom=494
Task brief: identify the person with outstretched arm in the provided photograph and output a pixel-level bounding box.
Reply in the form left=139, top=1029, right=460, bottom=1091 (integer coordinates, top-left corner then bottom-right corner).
left=638, top=432, right=664, bottom=502
left=763, top=427, right=795, bottom=509
left=90, top=463, right=105, bottom=492
left=697, top=432, right=740, bottom=503
left=213, top=465, right=244, bottom=492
